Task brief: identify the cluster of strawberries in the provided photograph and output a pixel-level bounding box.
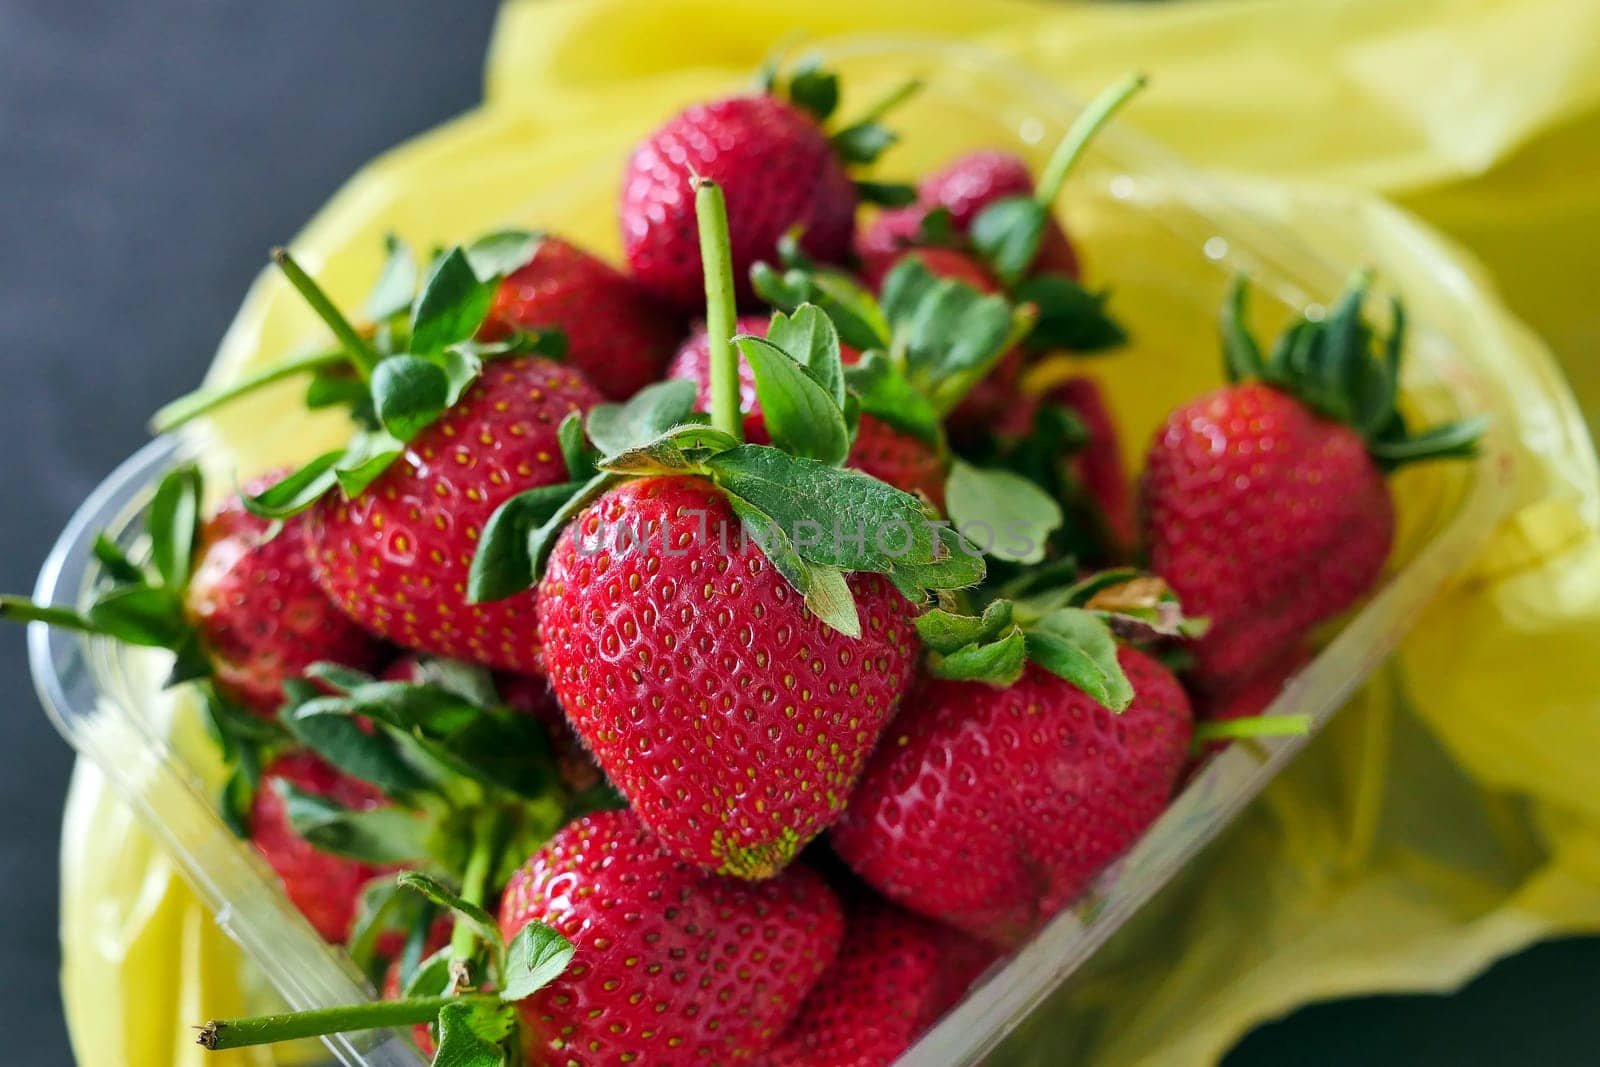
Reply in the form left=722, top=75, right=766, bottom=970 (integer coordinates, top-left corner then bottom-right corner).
left=4, top=60, right=1482, bottom=1067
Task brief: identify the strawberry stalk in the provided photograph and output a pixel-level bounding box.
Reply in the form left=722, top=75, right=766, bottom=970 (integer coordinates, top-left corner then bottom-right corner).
left=694, top=177, right=744, bottom=443
left=1033, top=71, right=1147, bottom=206
left=196, top=995, right=473, bottom=1050
left=150, top=347, right=347, bottom=433
left=1192, top=714, right=1312, bottom=744
left=270, top=248, right=383, bottom=380
left=448, top=808, right=502, bottom=988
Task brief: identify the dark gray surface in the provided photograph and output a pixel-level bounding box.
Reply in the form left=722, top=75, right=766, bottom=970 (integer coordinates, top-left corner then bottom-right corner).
left=1, top=3, right=1597, bottom=1066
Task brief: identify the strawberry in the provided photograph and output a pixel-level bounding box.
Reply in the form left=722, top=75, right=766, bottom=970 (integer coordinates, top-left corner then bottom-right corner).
left=187, top=473, right=387, bottom=716
left=307, top=354, right=598, bottom=673
left=1141, top=277, right=1484, bottom=694
left=832, top=646, right=1192, bottom=946
left=498, top=809, right=844, bottom=1064
left=667, top=314, right=775, bottom=443
left=764, top=896, right=995, bottom=1067
left=250, top=752, right=391, bottom=943
left=1047, top=374, right=1135, bottom=555
left=537, top=475, right=920, bottom=877
left=478, top=235, right=684, bottom=401
left=621, top=61, right=915, bottom=309
left=919, top=149, right=1081, bottom=281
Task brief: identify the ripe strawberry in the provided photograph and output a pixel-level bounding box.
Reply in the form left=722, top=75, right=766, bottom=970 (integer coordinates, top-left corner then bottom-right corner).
left=250, top=752, right=391, bottom=943
left=478, top=236, right=684, bottom=401
left=186, top=474, right=386, bottom=716
left=1141, top=277, right=1483, bottom=694
left=498, top=809, right=844, bottom=1064
left=853, top=204, right=926, bottom=290
left=537, top=476, right=919, bottom=878
left=309, top=355, right=600, bottom=673
left=919, top=149, right=1081, bottom=280
left=831, top=649, right=1192, bottom=946
left=667, top=314, right=773, bottom=442
left=764, top=897, right=995, bottom=1067
left=1047, top=375, right=1134, bottom=554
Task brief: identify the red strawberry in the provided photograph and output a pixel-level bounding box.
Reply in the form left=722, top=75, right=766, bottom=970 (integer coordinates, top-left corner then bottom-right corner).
left=853, top=205, right=926, bottom=290
left=623, top=94, right=856, bottom=309
left=308, top=356, right=600, bottom=674
left=1047, top=375, right=1134, bottom=554
left=498, top=809, right=844, bottom=1065
left=831, top=649, right=1192, bottom=946
left=1142, top=278, right=1482, bottom=695
left=186, top=474, right=385, bottom=716
left=249, top=752, right=391, bottom=943
left=537, top=476, right=920, bottom=878
left=917, top=149, right=1036, bottom=231
left=667, top=316, right=942, bottom=504
left=478, top=236, right=684, bottom=401
left=764, top=897, right=995, bottom=1067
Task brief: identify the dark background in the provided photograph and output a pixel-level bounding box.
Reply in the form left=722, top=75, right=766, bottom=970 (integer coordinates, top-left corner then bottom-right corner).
left=0, top=2, right=1594, bottom=1064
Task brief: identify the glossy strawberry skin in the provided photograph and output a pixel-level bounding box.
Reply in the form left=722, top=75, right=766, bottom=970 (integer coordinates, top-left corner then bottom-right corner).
left=185, top=477, right=385, bottom=717
left=831, top=650, right=1192, bottom=946
left=307, top=357, right=600, bottom=674
left=1049, top=375, right=1135, bottom=555
left=479, top=236, right=684, bottom=401
left=537, top=476, right=919, bottom=878
left=1141, top=382, right=1394, bottom=695
left=764, top=898, right=994, bottom=1067
left=667, top=317, right=942, bottom=504
left=250, top=752, right=391, bottom=943
left=919, top=150, right=1080, bottom=279
left=498, top=809, right=844, bottom=1065
left=622, top=95, right=857, bottom=309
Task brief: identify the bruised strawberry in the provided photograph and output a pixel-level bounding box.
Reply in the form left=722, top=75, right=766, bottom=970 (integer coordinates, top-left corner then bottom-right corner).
left=478, top=235, right=683, bottom=401
left=832, top=649, right=1192, bottom=946
left=498, top=809, right=844, bottom=1064
left=250, top=752, right=391, bottom=943
left=537, top=476, right=919, bottom=878
left=764, top=897, right=994, bottom=1067
left=186, top=474, right=386, bottom=716
left=309, top=356, right=600, bottom=673
left=1141, top=278, right=1482, bottom=694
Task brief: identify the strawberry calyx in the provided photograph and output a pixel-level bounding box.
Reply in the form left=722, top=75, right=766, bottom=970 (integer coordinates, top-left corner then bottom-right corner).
left=915, top=569, right=1204, bottom=711
left=1221, top=273, right=1488, bottom=470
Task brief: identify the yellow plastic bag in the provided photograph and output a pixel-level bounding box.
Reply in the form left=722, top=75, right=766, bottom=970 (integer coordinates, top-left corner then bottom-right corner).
left=60, top=2, right=1600, bottom=1064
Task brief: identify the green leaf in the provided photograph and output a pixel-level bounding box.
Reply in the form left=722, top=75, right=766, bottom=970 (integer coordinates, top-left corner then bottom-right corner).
left=1219, top=275, right=1265, bottom=382
left=243, top=451, right=343, bottom=518
left=944, top=461, right=1063, bottom=564
left=558, top=411, right=594, bottom=481
left=1023, top=608, right=1132, bottom=711
left=432, top=1001, right=513, bottom=1067
left=801, top=563, right=861, bottom=638
left=346, top=876, right=411, bottom=984
left=1369, top=415, right=1487, bottom=469
left=372, top=355, right=450, bottom=441
left=843, top=352, right=942, bottom=447
left=469, top=481, right=588, bottom=603
left=970, top=196, right=1049, bottom=288
left=879, top=257, right=1021, bottom=413
left=285, top=700, right=432, bottom=796
left=528, top=472, right=618, bottom=580
left=404, top=945, right=453, bottom=998
left=440, top=347, right=484, bottom=407
left=397, top=872, right=504, bottom=951
left=704, top=445, right=941, bottom=573
left=332, top=430, right=405, bottom=498
left=927, top=627, right=1027, bottom=686
left=85, top=585, right=187, bottom=648
left=854, top=180, right=918, bottom=208
left=146, top=465, right=203, bottom=590
left=1015, top=274, right=1128, bottom=353
left=884, top=521, right=987, bottom=599
left=831, top=120, right=897, bottom=165
left=411, top=247, right=496, bottom=356
left=220, top=762, right=255, bottom=839
left=766, top=304, right=846, bottom=408
left=735, top=336, right=851, bottom=465
left=92, top=535, right=145, bottom=585
left=586, top=379, right=701, bottom=457
left=914, top=600, right=1015, bottom=655
left=276, top=783, right=433, bottom=865
left=305, top=363, right=370, bottom=413
left=500, top=922, right=575, bottom=1002
left=810, top=272, right=893, bottom=351
left=411, top=655, right=502, bottom=708
left=365, top=234, right=418, bottom=321
left=785, top=56, right=839, bottom=121
left=464, top=229, right=542, bottom=281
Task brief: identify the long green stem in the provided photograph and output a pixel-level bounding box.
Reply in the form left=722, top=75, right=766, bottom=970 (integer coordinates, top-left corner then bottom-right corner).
left=196, top=995, right=479, bottom=1050
left=149, top=348, right=347, bottom=433
left=1035, top=72, right=1148, bottom=205
left=0, top=596, right=98, bottom=634
left=450, top=809, right=502, bottom=977
left=271, top=248, right=381, bottom=381
left=850, top=76, right=923, bottom=126
left=693, top=179, right=743, bottom=443
left=1193, top=714, right=1313, bottom=744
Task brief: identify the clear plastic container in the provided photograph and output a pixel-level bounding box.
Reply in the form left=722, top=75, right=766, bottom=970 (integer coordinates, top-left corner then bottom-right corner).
left=27, top=38, right=1511, bottom=1067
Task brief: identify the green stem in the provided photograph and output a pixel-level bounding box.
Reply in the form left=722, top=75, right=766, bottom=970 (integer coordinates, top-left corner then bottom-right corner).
left=850, top=76, right=923, bottom=126
left=693, top=179, right=743, bottom=443
left=196, top=995, right=477, bottom=1050
left=272, top=248, right=381, bottom=381
left=149, top=348, right=347, bottom=433
left=1193, top=714, right=1313, bottom=744
left=450, top=808, right=503, bottom=973
left=0, top=596, right=99, bottom=634
left=1035, top=72, right=1148, bottom=205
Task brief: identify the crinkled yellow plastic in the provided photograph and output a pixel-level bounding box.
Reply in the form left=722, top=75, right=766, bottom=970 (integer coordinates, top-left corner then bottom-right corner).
left=59, top=1, right=1600, bottom=1064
